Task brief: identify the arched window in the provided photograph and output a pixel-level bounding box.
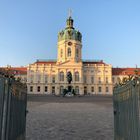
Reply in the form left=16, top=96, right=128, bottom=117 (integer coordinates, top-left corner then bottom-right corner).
left=75, top=72, right=79, bottom=82
left=60, top=71, right=64, bottom=81
left=67, top=48, right=71, bottom=57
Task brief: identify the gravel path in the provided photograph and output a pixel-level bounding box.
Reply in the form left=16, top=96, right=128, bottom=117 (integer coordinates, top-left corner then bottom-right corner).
left=26, top=97, right=114, bottom=140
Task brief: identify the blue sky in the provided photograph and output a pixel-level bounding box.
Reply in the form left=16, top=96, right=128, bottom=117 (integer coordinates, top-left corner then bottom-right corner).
left=0, top=0, right=140, bottom=67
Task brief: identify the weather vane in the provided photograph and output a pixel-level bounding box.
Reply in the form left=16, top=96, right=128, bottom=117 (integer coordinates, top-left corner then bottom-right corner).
left=68, top=9, right=72, bottom=17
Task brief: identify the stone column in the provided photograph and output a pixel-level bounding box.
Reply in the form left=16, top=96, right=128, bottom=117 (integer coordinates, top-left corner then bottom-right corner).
left=79, top=85, right=84, bottom=95
left=55, top=85, right=60, bottom=95
left=48, top=84, right=51, bottom=94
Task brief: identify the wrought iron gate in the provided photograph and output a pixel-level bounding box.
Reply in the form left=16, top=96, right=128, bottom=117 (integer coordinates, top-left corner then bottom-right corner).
left=113, top=76, right=140, bottom=140
left=0, top=73, right=27, bottom=140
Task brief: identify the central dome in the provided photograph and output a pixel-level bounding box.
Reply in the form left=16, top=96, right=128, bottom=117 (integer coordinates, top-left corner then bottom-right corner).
left=58, top=16, right=82, bottom=42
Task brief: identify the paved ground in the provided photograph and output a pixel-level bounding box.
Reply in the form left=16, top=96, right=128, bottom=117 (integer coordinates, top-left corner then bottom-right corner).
left=26, top=95, right=114, bottom=140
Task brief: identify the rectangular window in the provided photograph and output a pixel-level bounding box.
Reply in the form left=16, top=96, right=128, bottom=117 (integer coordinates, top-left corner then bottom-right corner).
left=98, top=77, right=101, bottom=84
left=52, top=76, right=55, bottom=83
left=52, top=86, right=55, bottom=94
left=37, top=86, right=40, bottom=92
left=30, top=86, right=33, bottom=92
left=91, top=76, right=94, bottom=84
left=75, top=86, right=79, bottom=94
left=91, top=86, right=94, bottom=92
left=37, top=75, right=41, bottom=83
left=75, top=72, right=79, bottom=82
left=45, top=75, right=48, bottom=83
left=84, top=87, right=87, bottom=94
left=98, top=86, right=102, bottom=92
left=84, top=76, right=87, bottom=83
left=106, top=87, right=109, bottom=92
left=106, top=77, right=109, bottom=84
left=45, top=86, right=48, bottom=92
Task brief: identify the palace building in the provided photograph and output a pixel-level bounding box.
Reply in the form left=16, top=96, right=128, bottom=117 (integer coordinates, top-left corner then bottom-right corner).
left=1, top=16, right=139, bottom=95
left=27, top=15, right=113, bottom=95
left=0, top=16, right=140, bottom=95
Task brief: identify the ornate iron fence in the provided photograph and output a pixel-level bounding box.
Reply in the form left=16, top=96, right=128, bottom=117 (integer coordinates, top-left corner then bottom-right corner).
left=113, top=76, right=140, bottom=140
left=0, top=72, right=27, bottom=140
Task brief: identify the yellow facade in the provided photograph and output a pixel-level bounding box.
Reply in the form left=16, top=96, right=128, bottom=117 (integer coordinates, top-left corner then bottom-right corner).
left=27, top=16, right=113, bottom=95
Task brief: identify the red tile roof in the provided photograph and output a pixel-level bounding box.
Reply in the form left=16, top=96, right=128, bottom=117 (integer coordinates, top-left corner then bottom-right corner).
left=10, top=67, right=27, bottom=75
left=0, top=67, right=27, bottom=75
left=1, top=66, right=139, bottom=76
left=112, top=68, right=140, bottom=75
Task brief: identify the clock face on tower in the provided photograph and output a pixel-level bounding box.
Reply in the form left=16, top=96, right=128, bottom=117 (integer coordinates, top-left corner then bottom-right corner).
left=68, top=41, right=72, bottom=46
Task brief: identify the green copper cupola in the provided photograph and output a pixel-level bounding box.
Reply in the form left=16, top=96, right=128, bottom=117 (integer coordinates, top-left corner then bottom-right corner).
left=58, top=15, right=82, bottom=42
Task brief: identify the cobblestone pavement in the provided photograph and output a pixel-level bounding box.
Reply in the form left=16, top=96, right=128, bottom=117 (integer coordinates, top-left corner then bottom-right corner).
left=26, top=96, right=113, bottom=140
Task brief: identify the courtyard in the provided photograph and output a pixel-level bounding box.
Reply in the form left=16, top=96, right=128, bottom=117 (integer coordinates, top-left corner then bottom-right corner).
left=26, top=95, right=114, bottom=140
